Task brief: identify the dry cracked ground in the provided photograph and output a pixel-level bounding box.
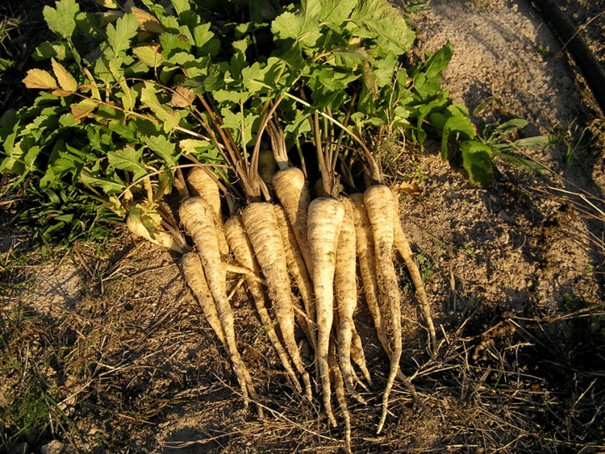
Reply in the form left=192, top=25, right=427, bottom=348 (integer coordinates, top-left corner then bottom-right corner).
left=1, top=0, right=604, bottom=452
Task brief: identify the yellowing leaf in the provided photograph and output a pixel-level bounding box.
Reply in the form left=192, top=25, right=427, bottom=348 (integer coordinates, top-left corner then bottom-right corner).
left=168, top=85, right=195, bottom=108
left=132, top=44, right=163, bottom=67
left=51, top=88, right=74, bottom=97
left=131, top=7, right=164, bottom=34
left=82, top=67, right=102, bottom=100
left=397, top=181, right=422, bottom=196
left=70, top=99, right=98, bottom=122
left=96, top=0, right=119, bottom=9
left=179, top=139, right=212, bottom=154
left=23, top=69, right=58, bottom=90
left=51, top=58, right=77, bottom=92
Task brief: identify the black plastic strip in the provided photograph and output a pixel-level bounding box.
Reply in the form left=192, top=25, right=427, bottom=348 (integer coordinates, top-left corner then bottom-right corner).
left=531, top=0, right=605, bottom=116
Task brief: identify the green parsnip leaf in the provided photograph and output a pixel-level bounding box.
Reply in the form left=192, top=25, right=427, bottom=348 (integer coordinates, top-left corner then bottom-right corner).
left=144, top=135, right=179, bottom=167
left=106, top=13, right=139, bottom=57
left=320, top=0, right=357, bottom=25
left=271, top=1, right=322, bottom=48
left=140, top=83, right=179, bottom=133
left=43, top=0, right=80, bottom=39
left=461, top=141, right=494, bottom=187
left=348, top=0, right=415, bottom=55
left=108, top=147, right=148, bottom=180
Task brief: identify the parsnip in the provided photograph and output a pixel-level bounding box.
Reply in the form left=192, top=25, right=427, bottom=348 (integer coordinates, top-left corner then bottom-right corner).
left=329, top=341, right=351, bottom=453
left=393, top=199, right=437, bottom=352
left=242, top=202, right=313, bottom=400
left=334, top=197, right=366, bottom=404
left=224, top=214, right=303, bottom=394
left=272, top=167, right=313, bottom=272
left=180, top=196, right=257, bottom=408
left=349, top=193, right=391, bottom=359
left=181, top=252, right=226, bottom=348
left=363, top=185, right=402, bottom=435
left=308, top=196, right=344, bottom=427
left=186, top=166, right=229, bottom=257
left=273, top=203, right=316, bottom=351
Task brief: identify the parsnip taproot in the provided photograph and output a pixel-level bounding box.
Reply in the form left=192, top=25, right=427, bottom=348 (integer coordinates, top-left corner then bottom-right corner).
left=273, top=203, right=316, bottom=351
left=393, top=200, right=437, bottom=352
left=186, top=166, right=229, bottom=257
left=334, top=197, right=366, bottom=404
left=349, top=193, right=391, bottom=358
left=329, top=341, right=351, bottom=453
left=242, top=202, right=313, bottom=400
left=308, top=196, right=344, bottom=427
left=180, top=196, right=257, bottom=409
left=273, top=167, right=313, bottom=272
left=350, top=325, right=371, bottom=386
left=363, top=185, right=402, bottom=435
left=181, top=252, right=226, bottom=348
left=224, top=214, right=303, bottom=394
left=187, top=166, right=221, bottom=217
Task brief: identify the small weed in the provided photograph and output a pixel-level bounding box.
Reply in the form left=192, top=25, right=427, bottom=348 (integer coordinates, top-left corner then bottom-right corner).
left=549, top=121, right=590, bottom=162
left=396, top=0, right=431, bottom=13
left=459, top=241, right=475, bottom=256
left=536, top=43, right=552, bottom=55
left=414, top=248, right=435, bottom=282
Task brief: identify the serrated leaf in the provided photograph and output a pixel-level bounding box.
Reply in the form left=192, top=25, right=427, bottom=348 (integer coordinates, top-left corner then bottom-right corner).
left=349, top=0, right=415, bottom=55
left=43, top=0, right=80, bottom=39
left=140, top=82, right=179, bottom=132
left=461, top=141, right=494, bottom=187
left=33, top=41, right=72, bottom=61
left=131, top=7, right=164, bottom=34
left=144, top=135, right=178, bottom=166
left=108, top=147, right=148, bottom=180
left=80, top=169, right=125, bottom=194
left=160, top=32, right=193, bottom=59
left=271, top=7, right=321, bottom=48
left=118, top=80, right=137, bottom=112
left=221, top=109, right=259, bottom=147
left=320, top=0, right=357, bottom=25
left=132, top=44, right=163, bottom=67
left=81, top=67, right=102, bottom=100
left=23, top=69, right=58, bottom=90
left=51, top=88, right=74, bottom=97
left=192, top=23, right=219, bottom=57
left=51, top=58, right=77, bottom=92
left=213, top=89, right=250, bottom=104
left=107, top=13, right=139, bottom=57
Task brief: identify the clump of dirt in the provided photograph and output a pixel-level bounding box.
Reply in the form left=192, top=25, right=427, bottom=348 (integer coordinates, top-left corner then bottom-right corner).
left=1, top=1, right=604, bottom=453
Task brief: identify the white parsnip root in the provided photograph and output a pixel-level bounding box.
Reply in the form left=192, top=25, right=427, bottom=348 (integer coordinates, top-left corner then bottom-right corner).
left=393, top=200, right=437, bottom=353
left=308, top=196, right=344, bottom=427
left=180, top=197, right=258, bottom=410
left=242, top=202, right=313, bottom=400
left=224, top=214, right=303, bottom=394
left=364, top=185, right=403, bottom=435
left=335, top=197, right=367, bottom=403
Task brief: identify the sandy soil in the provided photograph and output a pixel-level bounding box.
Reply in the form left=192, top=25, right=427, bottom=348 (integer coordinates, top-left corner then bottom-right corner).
left=1, top=1, right=604, bottom=452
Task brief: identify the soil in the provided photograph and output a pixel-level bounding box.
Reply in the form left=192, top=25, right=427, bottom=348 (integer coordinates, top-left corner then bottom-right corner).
left=1, top=1, right=604, bottom=453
